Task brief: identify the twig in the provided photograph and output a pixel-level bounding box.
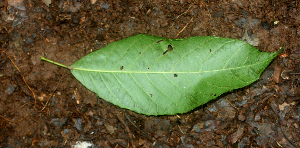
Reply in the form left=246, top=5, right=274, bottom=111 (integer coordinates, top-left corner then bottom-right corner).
left=278, top=125, right=298, bottom=148
left=176, top=5, right=194, bottom=19
left=125, top=114, right=154, bottom=142
left=41, top=75, right=65, bottom=111
left=0, top=49, right=37, bottom=123
left=270, top=101, right=299, bottom=148
left=115, top=112, right=136, bottom=148
left=174, top=17, right=194, bottom=38
left=226, top=98, right=239, bottom=110
left=178, top=125, right=186, bottom=134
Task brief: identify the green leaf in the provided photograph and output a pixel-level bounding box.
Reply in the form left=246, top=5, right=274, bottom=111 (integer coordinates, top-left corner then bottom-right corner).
left=41, top=34, right=281, bottom=115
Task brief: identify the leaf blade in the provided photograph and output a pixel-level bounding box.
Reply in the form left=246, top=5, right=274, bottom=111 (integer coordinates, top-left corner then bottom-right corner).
left=68, top=34, right=281, bottom=115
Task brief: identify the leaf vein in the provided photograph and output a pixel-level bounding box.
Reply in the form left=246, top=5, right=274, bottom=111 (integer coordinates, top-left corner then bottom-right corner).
left=199, top=39, right=235, bottom=71
left=170, top=37, right=215, bottom=71
left=144, top=74, right=186, bottom=112
left=129, top=73, right=167, bottom=114
left=100, top=42, right=117, bottom=69
left=162, top=73, right=198, bottom=105
left=97, top=73, right=123, bottom=106
left=127, top=37, right=160, bottom=70
left=223, top=42, right=246, bottom=69
left=112, top=73, right=148, bottom=113
left=112, top=40, right=137, bottom=69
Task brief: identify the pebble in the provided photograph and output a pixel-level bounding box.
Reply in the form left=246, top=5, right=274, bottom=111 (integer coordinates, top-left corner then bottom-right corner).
left=63, top=129, right=69, bottom=134
left=51, top=118, right=67, bottom=127
left=74, top=118, right=82, bottom=131
left=5, top=84, right=17, bottom=95
left=254, top=113, right=261, bottom=121
left=238, top=114, right=246, bottom=121
left=104, top=123, right=115, bottom=135
left=203, top=120, right=217, bottom=132
left=192, top=123, right=202, bottom=133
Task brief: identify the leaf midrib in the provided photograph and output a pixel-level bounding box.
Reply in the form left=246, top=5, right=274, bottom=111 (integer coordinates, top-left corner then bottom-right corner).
left=71, top=57, right=272, bottom=74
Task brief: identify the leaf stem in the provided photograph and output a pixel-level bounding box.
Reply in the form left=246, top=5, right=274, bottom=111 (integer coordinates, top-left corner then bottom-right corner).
left=40, top=56, right=70, bottom=69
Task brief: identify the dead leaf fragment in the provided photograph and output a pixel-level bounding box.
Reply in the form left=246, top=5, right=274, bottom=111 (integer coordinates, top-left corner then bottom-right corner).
left=104, top=123, right=116, bottom=135
left=42, top=0, right=52, bottom=7
left=272, top=64, right=281, bottom=83
left=278, top=102, right=289, bottom=111
left=228, top=126, right=244, bottom=144
left=91, top=0, right=97, bottom=4
left=241, top=31, right=259, bottom=46
left=8, top=0, right=26, bottom=10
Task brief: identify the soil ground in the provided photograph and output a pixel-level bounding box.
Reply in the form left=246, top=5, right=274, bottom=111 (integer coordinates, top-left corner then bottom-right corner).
left=0, top=0, right=299, bottom=147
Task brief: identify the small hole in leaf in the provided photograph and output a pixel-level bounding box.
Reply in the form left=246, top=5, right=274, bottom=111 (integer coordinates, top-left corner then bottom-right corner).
left=174, top=74, right=178, bottom=77
left=147, top=67, right=150, bottom=70
left=120, top=66, right=124, bottom=70
left=163, top=44, right=173, bottom=55
left=156, top=40, right=164, bottom=43
left=214, top=94, right=216, bottom=96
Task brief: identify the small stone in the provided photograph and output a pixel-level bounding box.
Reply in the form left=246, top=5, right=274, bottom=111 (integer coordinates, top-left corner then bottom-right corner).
left=192, top=123, right=203, bottom=133
left=74, top=118, right=82, bottom=131
left=51, top=118, right=67, bottom=127
left=5, top=84, right=17, bottom=95
left=154, top=130, right=164, bottom=138
left=25, top=37, right=33, bottom=44
left=203, top=120, right=217, bottom=131
left=236, top=18, right=247, bottom=28
left=144, top=119, right=154, bottom=132
left=161, top=120, right=170, bottom=130
left=100, top=3, right=109, bottom=9
left=63, top=129, right=69, bottom=134
left=238, top=114, right=246, bottom=121
left=254, top=114, right=261, bottom=121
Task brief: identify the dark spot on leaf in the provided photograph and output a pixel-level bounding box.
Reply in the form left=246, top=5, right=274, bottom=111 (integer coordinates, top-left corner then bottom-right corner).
left=174, top=74, right=178, bottom=77
left=150, top=94, right=153, bottom=97
left=209, top=93, right=217, bottom=96
left=120, top=66, right=123, bottom=70
left=156, top=40, right=164, bottom=43
left=168, top=44, right=173, bottom=51
left=139, top=52, right=141, bottom=54
left=210, top=49, right=212, bottom=52
left=163, top=44, right=173, bottom=55
left=147, top=67, right=150, bottom=70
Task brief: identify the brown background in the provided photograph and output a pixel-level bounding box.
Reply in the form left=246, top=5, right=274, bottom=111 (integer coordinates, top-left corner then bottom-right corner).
left=0, top=0, right=299, bottom=147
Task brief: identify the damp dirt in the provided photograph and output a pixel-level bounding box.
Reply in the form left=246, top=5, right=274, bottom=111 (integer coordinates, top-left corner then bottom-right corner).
left=0, top=0, right=299, bottom=147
